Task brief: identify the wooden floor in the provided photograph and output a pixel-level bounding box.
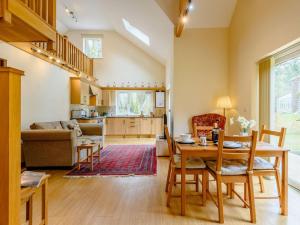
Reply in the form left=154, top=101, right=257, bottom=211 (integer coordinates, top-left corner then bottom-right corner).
left=22, top=137, right=300, bottom=225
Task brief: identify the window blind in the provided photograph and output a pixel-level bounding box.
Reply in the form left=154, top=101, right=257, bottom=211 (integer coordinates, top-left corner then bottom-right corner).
left=274, top=42, right=300, bottom=65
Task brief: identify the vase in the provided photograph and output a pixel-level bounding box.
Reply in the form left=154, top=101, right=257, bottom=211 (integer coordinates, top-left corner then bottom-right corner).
left=240, top=128, right=249, bottom=136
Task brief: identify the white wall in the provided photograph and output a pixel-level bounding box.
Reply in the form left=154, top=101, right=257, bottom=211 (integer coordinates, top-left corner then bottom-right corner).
left=66, top=30, right=165, bottom=88
left=173, top=28, right=229, bottom=136
left=0, top=42, right=71, bottom=129
left=229, top=0, right=300, bottom=130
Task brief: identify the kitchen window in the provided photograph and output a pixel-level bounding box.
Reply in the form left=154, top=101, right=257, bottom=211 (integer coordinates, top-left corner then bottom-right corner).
left=82, top=35, right=103, bottom=58
left=116, top=90, right=154, bottom=116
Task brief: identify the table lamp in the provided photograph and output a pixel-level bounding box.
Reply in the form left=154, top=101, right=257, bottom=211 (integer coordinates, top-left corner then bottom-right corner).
left=217, top=96, right=232, bottom=116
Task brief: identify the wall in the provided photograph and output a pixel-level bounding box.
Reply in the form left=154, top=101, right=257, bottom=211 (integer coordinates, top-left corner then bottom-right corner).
left=66, top=30, right=165, bottom=88
left=0, top=42, right=71, bottom=129
left=173, top=28, right=229, bottom=135
left=229, top=0, right=300, bottom=130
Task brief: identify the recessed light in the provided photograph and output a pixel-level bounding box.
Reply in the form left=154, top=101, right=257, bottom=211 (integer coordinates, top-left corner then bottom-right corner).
left=49, top=56, right=53, bottom=60
left=65, top=8, right=70, bottom=13
left=37, top=49, right=41, bottom=53
left=56, top=59, right=61, bottom=63
left=182, top=16, right=188, bottom=23
left=188, top=4, right=194, bottom=11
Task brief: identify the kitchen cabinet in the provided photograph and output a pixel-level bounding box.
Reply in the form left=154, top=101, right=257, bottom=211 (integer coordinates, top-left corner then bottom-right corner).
left=140, top=118, right=153, bottom=135
left=70, top=78, right=90, bottom=105
left=125, top=118, right=140, bottom=135
left=102, top=90, right=115, bottom=107
left=105, top=118, right=125, bottom=135
left=89, top=86, right=102, bottom=106
left=105, top=117, right=163, bottom=137
left=153, top=118, right=164, bottom=136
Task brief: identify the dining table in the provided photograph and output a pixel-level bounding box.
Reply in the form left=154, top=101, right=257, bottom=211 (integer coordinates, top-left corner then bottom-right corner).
left=175, top=138, right=289, bottom=216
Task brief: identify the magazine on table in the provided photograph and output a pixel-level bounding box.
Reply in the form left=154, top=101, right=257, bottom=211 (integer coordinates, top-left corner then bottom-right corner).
left=21, top=171, right=47, bottom=188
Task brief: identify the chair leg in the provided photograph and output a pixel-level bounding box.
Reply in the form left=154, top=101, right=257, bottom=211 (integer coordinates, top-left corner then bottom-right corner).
left=165, top=161, right=171, bottom=192
left=195, top=175, right=199, bottom=192
left=244, top=183, right=248, bottom=208
left=202, top=171, right=208, bottom=206
left=275, top=170, right=282, bottom=208
left=248, top=175, right=256, bottom=223
left=167, top=168, right=175, bottom=207
left=258, top=176, right=265, bottom=193
left=230, top=183, right=235, bottom=199
left=216, top=176, right=224, bottom=224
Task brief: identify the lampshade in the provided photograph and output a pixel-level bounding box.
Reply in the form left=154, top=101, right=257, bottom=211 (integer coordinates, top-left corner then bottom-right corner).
left=217, top=96, right=232, bottom=109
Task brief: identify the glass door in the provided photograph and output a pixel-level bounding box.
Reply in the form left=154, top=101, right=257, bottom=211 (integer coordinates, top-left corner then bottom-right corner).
left=271, top=56, right=300, bottom=190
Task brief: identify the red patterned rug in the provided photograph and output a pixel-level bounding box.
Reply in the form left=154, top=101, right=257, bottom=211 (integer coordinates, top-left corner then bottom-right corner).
left=65, top=145, right=157, bottom=177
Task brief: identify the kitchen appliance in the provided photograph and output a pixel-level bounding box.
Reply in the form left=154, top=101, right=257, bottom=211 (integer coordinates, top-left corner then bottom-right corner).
left=71, top=109, right=87, bottom=119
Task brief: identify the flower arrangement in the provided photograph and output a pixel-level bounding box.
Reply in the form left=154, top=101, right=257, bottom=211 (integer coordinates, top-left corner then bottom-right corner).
left=230, top=116, right=256, bottom=135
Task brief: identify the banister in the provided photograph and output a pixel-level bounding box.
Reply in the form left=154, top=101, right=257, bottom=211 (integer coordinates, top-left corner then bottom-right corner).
left=32, top=32, right=94, bottom=77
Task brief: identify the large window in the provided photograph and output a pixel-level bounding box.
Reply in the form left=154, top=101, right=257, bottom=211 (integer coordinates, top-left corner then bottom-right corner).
left=83, top=36, right=103, bottom=58
left=270, top=46, right=300, bottom=190
left=116, top=90, right=154, bottom=116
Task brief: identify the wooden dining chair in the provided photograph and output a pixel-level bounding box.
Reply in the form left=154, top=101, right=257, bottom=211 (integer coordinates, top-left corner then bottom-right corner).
left=254, top=125, right=286, bottom=205
left=165, top=125, right=209, bottom=207
left=206, top=130, right=258, bottom=223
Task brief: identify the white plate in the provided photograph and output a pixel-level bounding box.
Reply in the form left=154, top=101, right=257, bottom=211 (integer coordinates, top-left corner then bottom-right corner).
left=177, top=139, right=195, bottom=144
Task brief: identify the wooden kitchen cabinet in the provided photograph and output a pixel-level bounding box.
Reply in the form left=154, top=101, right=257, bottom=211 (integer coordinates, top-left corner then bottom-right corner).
left=70, top=78, right=90, bottom=105
left=125, top=118, right=140, bottom=135
left=89, top=86, right=102, bottom=106
left=102, top=90, right=115, bottom=107
left=105, top=117, right=163, bottom=137
left=105, top=118, right=125, bottom=135
left=140, top=118, right=153, bottom=135
left=153, top=118, right=164, bottom=136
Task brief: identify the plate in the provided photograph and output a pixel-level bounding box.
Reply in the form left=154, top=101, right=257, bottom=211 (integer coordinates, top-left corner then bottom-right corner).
left=223, top=141, right=242, bottom=149
left=214, top=141, right=243, bottom=148
left=177, top=139, right=195, bottom=144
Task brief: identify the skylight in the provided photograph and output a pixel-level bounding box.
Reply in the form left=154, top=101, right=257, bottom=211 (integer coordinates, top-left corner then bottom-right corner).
left=122, top=18, right=150, bottom=46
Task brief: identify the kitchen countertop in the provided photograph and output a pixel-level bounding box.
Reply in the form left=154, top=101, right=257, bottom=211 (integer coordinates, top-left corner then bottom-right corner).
left=105, top=116, right=163, bottom=118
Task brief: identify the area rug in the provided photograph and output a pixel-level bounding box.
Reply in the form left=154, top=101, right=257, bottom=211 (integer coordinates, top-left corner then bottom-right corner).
left=65, top=145, right=157, bottom=177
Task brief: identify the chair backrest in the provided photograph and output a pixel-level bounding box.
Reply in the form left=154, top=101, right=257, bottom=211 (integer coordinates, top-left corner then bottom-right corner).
left=259, top=125, right=286, bottom=147
left=216, top=130, right=258, bottom=174
left=193, top=125, right=213, bottom=138
left=164, top=125, right=175, bottom=164
left=192, top=113, right=226, bottom=137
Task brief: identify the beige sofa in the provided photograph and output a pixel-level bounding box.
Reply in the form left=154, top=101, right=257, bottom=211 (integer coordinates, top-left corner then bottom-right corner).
left=22, top=120, right=103, bottom=168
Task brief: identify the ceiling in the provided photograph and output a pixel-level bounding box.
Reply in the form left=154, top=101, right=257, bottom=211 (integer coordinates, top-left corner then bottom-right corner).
left=186, top=0, right=237, bottom=28
left=57, top=0, right=173, bottom=64
left=57, top=0, right=237, bottom=64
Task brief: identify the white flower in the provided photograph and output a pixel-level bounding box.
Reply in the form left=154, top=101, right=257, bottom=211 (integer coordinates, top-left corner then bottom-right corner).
left=230, top=117, right=234, bottom=125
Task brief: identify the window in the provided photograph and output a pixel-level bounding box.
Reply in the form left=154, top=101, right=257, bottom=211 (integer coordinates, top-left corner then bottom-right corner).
left=116, top=90, right=154, bottom=116
left=122, top=18, right=150, bottom=46
left=83, top=36, right=103, bottom=58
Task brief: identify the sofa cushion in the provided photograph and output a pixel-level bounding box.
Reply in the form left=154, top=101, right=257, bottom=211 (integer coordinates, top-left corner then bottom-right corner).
left=61, top=120, right=82, bottom=137
left=30, top=121, right=63, bottom=130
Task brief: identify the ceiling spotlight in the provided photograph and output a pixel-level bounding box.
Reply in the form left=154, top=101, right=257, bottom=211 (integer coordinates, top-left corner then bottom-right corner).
left=49, top=56, right=53, bottom=60
left=65, top=8, right=70, bottom=13
left=56, top=59, right=61, bottom=63
left=182, top=16, right=188, bottom=23
left=37, top=49, right=41, bottom=53
left=188, top=4, right=194, bottom=11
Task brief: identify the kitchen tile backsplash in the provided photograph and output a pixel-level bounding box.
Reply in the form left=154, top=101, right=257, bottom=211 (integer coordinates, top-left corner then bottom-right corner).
left=70, top=104, right=96, bottom=118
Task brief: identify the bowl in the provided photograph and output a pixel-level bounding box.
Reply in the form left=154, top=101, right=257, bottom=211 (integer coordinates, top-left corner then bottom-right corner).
left=180, top=133, right=192, bottom=141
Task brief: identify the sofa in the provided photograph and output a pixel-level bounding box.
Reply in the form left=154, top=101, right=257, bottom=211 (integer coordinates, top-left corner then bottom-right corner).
left=21, top=120, right=103, bottom=168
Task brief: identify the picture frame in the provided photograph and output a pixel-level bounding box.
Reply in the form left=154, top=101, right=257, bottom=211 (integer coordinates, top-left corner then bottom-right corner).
left=155, top=91, right=165, bottom=108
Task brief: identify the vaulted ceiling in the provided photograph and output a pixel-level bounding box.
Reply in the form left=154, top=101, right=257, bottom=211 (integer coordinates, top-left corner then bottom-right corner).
left=57, top=0, right=237, bottom=65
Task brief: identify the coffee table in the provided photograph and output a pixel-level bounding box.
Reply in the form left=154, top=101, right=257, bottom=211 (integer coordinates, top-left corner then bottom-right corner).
left=77, top=142, right=101, bottom=171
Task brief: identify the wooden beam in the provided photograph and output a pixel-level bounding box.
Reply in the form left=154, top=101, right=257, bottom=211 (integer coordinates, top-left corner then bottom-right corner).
left=175, top=0, right=190, bottom=37
left=0, top=66, right=24, bottom=225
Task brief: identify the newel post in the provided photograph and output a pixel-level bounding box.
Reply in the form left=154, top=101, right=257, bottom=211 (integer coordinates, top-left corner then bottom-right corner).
left=0, top=66, right=24, bottom=225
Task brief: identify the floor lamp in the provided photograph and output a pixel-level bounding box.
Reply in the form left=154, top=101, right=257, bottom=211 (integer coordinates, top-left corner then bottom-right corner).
left=217, top=96, right=232, bottom=117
